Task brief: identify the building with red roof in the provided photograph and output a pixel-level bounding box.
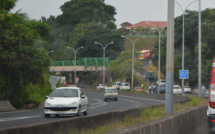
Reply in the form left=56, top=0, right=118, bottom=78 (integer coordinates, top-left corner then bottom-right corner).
left=116, top=22, right=132, bottom=34
left=117, top=21, right=167, bottom=35
left=126, top=21, right=167, bottom=30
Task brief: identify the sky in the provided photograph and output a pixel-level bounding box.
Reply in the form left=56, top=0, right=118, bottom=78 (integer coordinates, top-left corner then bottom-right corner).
left=11, top=0, right=215, bottom=28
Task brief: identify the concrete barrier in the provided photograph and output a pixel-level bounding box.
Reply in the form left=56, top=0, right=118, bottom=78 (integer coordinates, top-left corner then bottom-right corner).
left=106, top=105, right=207, bottom=134
left=0, top=100, right=15, bottom=112
left=0, top=108, right=143, bottom=134
left=0, top=104, right=207, bottom=134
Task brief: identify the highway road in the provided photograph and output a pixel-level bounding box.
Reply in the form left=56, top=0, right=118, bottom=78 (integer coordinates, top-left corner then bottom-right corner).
left=0, top=92, right=164, bottom=129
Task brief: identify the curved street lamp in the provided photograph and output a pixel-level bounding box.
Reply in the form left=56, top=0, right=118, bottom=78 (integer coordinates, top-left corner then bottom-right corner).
left=175, top=0, right=198, bottom=95
left=47, top=50, right=54, bottom=55
left=146, top=22, right=167, bottom=94
left=67, top=46, right=84, bottom=84
left=121, top=35, right=139, bottom=91
left=95, top=42, right=114, bottom=88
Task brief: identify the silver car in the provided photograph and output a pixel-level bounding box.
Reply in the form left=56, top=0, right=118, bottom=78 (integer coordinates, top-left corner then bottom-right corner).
left=104, top=87, right=118, bottom=101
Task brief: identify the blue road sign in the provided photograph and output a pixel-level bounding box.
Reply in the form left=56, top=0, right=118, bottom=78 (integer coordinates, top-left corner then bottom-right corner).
left=179, top=70, right=189, bottom=79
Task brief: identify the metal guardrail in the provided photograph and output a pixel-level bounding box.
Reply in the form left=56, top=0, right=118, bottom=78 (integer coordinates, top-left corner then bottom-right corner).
left=51, top=58, right=112, bottom=69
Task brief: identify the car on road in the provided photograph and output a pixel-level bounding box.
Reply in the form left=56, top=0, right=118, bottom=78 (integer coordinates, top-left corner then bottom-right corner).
left=184, top=86, right=192, bottom=93
left=104, top=87, right=118, bottom=101
left=207, top=58, right=215, bottom=134
left=134, top=87, right=144, bottom=91
left=44, top=87, right=88, bottom=118
left=97, top=84, right=107, bottom=89
left=153, top=84, right=165, bottom=94
left=173, top=85, right=182, bottom=95
left=120, top=83, right=130, bottom=90
left=64, top=81, right=72, bottom=86
left=156, top=79, right=166, bottom=85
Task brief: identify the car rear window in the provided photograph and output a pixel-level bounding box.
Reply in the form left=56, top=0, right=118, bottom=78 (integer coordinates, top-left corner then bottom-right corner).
left=50, top=89, right=78, bottom=97
left=105, top=89, right=117, bottom=93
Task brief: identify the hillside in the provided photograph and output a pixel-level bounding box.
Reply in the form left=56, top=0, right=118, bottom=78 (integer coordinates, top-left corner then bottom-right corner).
left=123, top=36, right=161, bottom=52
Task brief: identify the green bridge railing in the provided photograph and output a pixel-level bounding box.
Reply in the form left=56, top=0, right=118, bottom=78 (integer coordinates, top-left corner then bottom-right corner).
left=51, top=58, right=113, bottom=69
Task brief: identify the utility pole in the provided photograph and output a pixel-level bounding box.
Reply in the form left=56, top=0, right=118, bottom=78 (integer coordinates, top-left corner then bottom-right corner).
left=198, top=0, right=202, bottom=98
left=165, top=0, right=174, bottom=114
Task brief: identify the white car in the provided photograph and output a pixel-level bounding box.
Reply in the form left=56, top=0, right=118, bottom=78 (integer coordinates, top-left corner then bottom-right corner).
left=156, top=79, right=166, bottom=85
left=44, top=87, right=88, bottom=118
left=184, top=86, right=192, bottom=93
left=207, top=58, right=215, bottom=134
left=97, top=84, right=107, bottom=89
left=104, top=87, right=118, bottom=101
left=120, top=83, right=130, bottom=90
left=173, top=85, right=182, bottom=95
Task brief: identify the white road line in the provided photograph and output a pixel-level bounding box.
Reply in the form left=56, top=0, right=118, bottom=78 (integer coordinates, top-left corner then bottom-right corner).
left=89, top=99, right=107, bottom=109
left=0, top=116, right=41, bottom=122
left=119, top=95, right=165, bottom=103
left=0, top=110, right=33, bottom=115
left=86, top=92, right=165, bottom=103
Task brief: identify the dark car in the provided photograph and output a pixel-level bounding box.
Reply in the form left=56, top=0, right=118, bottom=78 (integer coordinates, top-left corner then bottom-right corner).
left=153, top=84, right=165, bottom=94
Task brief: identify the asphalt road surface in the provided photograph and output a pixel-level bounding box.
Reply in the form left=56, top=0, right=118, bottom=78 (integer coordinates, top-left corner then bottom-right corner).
left=0, top=92, right=164, bottom=129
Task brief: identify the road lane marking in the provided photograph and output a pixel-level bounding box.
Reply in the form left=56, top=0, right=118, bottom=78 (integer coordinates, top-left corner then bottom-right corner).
left=86, top=92, right=165, bottom=103
left=0, top=110, right=33, bottom=115
left=119, top=95, right=165, bottom=103
left=0, top=116, right=41, bottom=122
left=89, top=99, right=107, bottom=109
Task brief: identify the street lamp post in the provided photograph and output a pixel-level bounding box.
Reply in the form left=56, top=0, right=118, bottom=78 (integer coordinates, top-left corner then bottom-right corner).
left=95, top=42, right=114, bottom=88
left=47, top=50, right=54, bottom=55
left=121, top=35, right=139, bottom=91
left=175, top=0, right=198, bottom=95
left=198, top=0, right=202, bottom=98
left=67, top=46, right=84, bottom=84
left=146, top=22, right=167, bottom=94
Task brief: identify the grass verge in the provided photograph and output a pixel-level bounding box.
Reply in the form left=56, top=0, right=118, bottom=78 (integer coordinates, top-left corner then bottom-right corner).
left=78, top=96, right=208, bottom=134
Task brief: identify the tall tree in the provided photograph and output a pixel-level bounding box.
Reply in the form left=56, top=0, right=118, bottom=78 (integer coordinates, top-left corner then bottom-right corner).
left=56, top=0, right=116, bottom=26
left=0, top=0, right=50, bottom=106
left=68, top=23, right=124, bottom=59
left=152, top=9, right=215, bottom=87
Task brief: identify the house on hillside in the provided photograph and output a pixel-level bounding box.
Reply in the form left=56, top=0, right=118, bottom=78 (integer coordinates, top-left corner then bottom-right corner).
left=125, top=21, right=167, bottom=36
left=116, top=22, right=132, bottom=34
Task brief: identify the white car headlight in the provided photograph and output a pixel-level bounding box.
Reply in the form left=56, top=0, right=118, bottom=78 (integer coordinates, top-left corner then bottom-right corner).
left=45, top=102, right=53, bottom=107
left=66, top=102, right=77, bottom=106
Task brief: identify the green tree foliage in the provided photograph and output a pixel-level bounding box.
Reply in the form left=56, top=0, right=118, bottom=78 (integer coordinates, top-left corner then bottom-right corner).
left=0, top=0, right=16, bottom=11
left=152, top=8, right=215, bottom=87
left=41, top=0, right=119, bottom=61
left=0, top=0, right=51, bottom=106
left=56, top=0, right=116, bottom=26
left=109, top=51, right=145, bottom=86
left=68, top=23, right=124, bottom=59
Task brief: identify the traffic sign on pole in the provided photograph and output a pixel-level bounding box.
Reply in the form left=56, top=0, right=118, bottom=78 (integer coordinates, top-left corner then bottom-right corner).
left=179, top=70, right=189, bottom=79
left=49, top=76, right=59, bottom=90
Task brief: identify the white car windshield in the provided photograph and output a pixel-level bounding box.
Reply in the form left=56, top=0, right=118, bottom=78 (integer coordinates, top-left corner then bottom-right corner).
left=124, top=84, right=129, bottom=86
left=49, top=89, right=78, bottom=97
left=105, top=89, right=117, bottom=93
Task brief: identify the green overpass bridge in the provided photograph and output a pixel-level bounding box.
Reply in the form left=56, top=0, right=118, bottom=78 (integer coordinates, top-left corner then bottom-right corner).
left=50, top=58, right=112, bottom=74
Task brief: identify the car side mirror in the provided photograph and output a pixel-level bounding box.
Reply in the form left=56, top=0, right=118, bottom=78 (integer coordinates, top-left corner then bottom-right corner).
left=46, top=96, right=49, bottom=99
left=81, top=95, right=85, bottom=99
